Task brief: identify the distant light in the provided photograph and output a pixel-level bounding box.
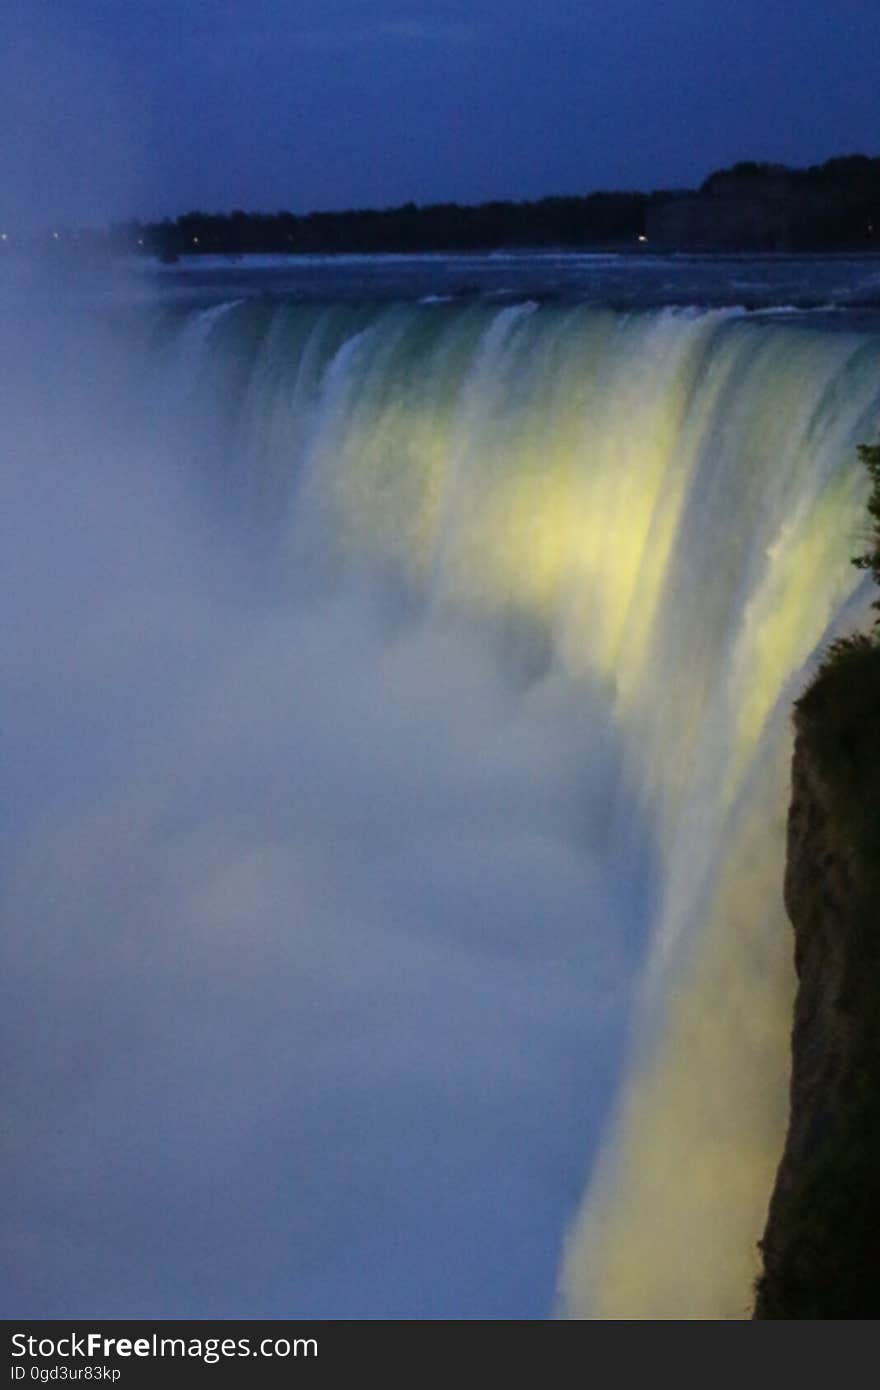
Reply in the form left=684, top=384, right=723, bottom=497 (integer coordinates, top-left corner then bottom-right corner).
left=638, top=234, right=648, bottom=243
left=137, top=238, right=144, bottom=245
left=53, top=231, right=59, bottom=239
left=0, top=233, right=7, bottom=242
left=192, top=236, right=199, bottom=244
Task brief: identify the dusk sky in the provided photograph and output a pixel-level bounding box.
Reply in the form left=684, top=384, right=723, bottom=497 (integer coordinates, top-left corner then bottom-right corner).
left=2, top=0, right=878, bottom=228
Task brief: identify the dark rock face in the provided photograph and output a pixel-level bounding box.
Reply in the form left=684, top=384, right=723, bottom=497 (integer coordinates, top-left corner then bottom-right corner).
left=754, top=706, right=880, bottom=1317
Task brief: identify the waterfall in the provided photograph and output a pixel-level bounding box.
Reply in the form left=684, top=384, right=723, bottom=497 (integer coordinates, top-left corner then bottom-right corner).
left=161, top=296, right=880, bottom=1314
left=5, top=292, right=879, bottom=1317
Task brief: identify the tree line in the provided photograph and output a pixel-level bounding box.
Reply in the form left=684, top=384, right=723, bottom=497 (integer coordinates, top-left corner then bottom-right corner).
left=115, top=193, right=650, bottom=261
left=27, top=153, right=880, bottom=259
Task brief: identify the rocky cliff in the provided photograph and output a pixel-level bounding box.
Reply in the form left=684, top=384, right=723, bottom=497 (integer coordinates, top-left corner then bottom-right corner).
left=754, top=641, right=880, bottom=1317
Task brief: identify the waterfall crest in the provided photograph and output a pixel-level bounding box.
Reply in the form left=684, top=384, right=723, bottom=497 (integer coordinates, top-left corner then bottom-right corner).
left=165, top=297, right=880, bottom=1314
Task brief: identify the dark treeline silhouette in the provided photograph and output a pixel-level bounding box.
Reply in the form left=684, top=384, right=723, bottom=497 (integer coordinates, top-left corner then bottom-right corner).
left=121, top=192, right=650, bottom=261
left=650, top=154, right=880, bottom=251
left=699, top=153, right=880, bottom=206
left=23, top=153, right=880, bottom=259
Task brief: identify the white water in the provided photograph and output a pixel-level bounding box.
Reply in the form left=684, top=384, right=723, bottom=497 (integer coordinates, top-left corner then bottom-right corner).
left=166, top=296, right=880, bottom=1314
left=4, top=294, right=880, bottom=1317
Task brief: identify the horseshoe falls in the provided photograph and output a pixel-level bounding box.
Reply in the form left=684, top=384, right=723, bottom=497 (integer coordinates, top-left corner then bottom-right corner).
left=4, top=264, right=880, bottom=1319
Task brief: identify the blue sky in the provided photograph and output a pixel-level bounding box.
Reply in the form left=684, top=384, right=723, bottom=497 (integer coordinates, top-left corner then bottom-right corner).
left=1, top=0, right=878, bottom=225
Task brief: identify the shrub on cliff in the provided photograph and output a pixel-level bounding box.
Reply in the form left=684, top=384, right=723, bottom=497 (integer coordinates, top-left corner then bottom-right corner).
left=755, top=439, right=880, bottom=1319
left=796, top=437, right=880, bottom=834
left=851, top=442, right=880, bottom=622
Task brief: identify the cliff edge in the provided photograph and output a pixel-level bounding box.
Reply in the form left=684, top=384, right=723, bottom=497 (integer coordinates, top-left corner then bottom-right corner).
left=754, top=639, right=880, bottom=1317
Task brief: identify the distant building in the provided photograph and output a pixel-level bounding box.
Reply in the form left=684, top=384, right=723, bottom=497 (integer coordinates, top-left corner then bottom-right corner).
left=647, top=169, right=792, bottom=250
left=647, top=195, right=789, bottom=250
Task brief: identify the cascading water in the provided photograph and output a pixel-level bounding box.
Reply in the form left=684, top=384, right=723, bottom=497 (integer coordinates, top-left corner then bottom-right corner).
left=5, top=281, right=880, bottom=1318
left=163, top=296, right=880, bottom=1314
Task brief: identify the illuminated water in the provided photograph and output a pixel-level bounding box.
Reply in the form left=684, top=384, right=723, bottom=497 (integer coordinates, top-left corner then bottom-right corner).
left=144, top=249, right=880, bottom=322
left=4, top=255, right=880, bottom=1317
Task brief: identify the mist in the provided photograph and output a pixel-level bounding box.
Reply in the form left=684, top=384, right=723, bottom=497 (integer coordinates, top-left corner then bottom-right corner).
left=1, top=294, right=635, bottom=1318
left=4, top=263, right=877, bottom=1321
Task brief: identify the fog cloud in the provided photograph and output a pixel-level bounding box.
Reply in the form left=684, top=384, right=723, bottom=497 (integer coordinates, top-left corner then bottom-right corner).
left=1, top=299, right=633, bottom=1317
